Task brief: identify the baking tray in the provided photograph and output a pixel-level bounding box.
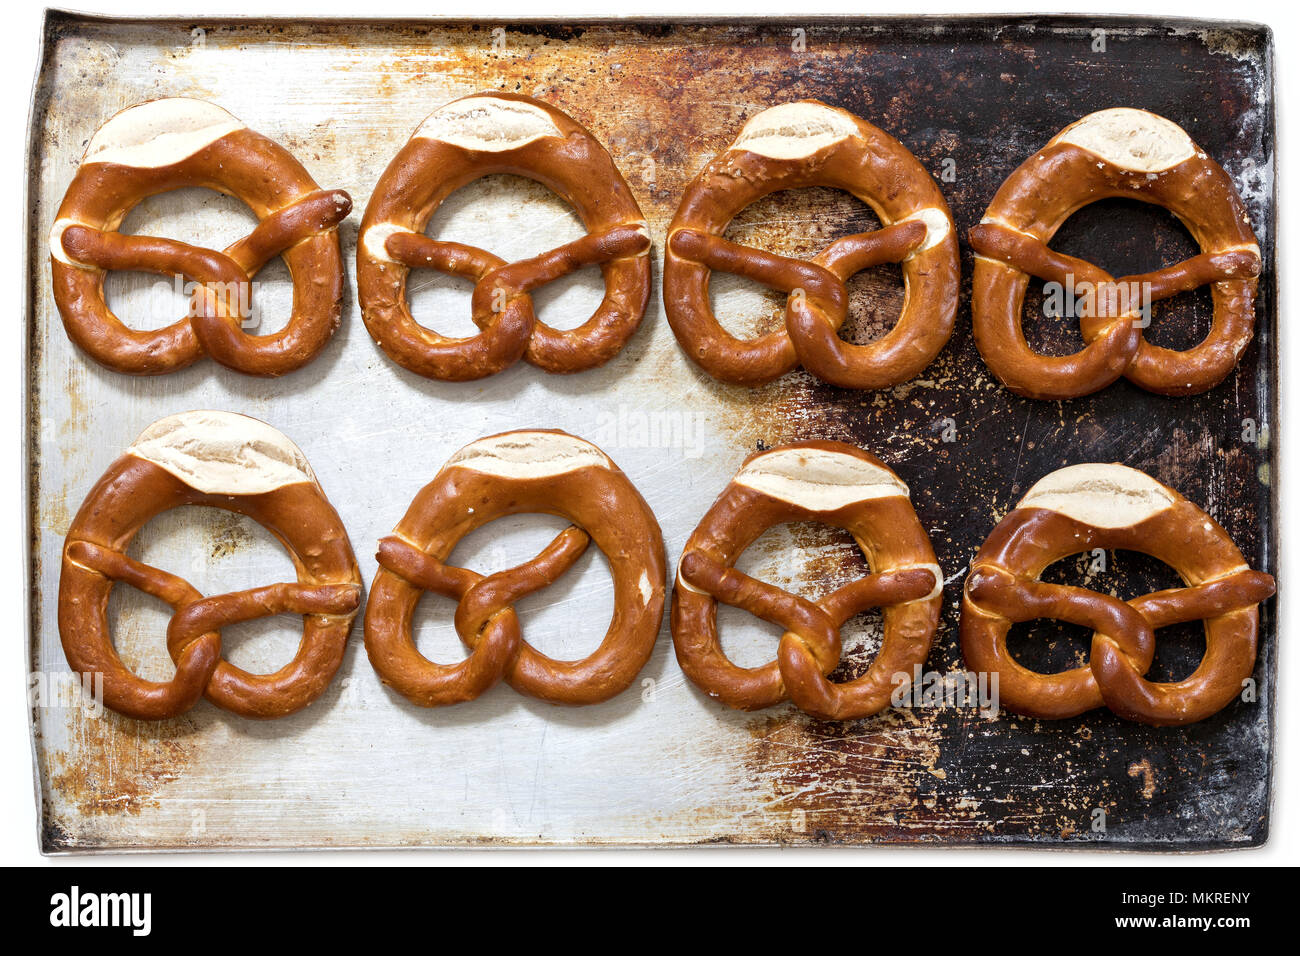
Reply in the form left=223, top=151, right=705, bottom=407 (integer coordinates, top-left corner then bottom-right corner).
left=25, top=12, right=1276, bottom=851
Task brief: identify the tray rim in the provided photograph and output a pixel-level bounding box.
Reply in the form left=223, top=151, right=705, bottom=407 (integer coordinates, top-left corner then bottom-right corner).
left=24, top=7, right=1280, bottom=854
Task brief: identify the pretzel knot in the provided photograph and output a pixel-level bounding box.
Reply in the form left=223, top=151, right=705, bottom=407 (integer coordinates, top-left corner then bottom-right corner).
left=672, top=441, right=943, bottom=721
left=49, top=98, right=352, bottom=377
left=960, top=463, right=1275, bottom=726
left=969, top=108, right=1262, bottom=400
left=358, top=93, right=652, bottom=381
left=57, top=412, right=363, bottom=721
left=663, top=101, right=959, bottom=389
left=364, top=431, right=666, bottom=707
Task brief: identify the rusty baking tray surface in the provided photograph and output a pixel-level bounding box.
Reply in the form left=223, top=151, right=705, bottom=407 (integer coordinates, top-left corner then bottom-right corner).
left=25, top=12, right=1276, bottom=850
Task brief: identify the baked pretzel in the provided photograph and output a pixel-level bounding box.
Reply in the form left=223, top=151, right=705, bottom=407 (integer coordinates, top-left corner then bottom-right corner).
left=364, top=430, right=665, bottom=706
left=357, top=93, right=651, bottom=381
left=961, top=463, right=1274, bottom=726
left=58, top=411, right=362, bottom=720
left=970, top=107, right=1262, bottom=400
left=672, top=441, right=943, bottom=720
left=663, top=101, right=959, bottom=389
left=50, top=98, right=351, bottom=377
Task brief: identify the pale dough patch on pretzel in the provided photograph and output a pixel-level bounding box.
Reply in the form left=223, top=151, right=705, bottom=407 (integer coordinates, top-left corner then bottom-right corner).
left=414, top=97, right=563, bottom=152
left=735, top=448, right=909, bottom=512
left=83, top=98, right=245, bottom=169
left=48, top=218, right=97, bottom=269
left=1053, top=108, right=1199, bottom=173
left=360, top=222, right=415, bottom=265
left=730, top=102, right=859, bottom=160
left=447, top=431, right=612, bottom=479
left=899, top=207, right=951, bottom=257
left=895, top=562, right=945, bottom=602
left=1018, top=463, right=1175, bottom=528
left=128, top=410, right=316, bottom=496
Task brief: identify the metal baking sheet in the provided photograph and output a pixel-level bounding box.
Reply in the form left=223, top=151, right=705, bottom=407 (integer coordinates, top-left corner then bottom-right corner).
left=25, top=12, right=1276, bottom=851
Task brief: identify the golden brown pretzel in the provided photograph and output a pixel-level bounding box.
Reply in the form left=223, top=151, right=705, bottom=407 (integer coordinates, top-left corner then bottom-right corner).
left=58, top=412, right=362, bottom=721
left=969, top=108, right=1262, bottom=400
left=357, top=93, right=651, bottom=381
left=672, top=441, right=942, bottom=720
left=960, top=463, right=1274, bottom=726
left=364, top=430, right=666, bottom=706
left=663, top=101, right=959, bottom=389
left=50, top=98, right=351, bottom=377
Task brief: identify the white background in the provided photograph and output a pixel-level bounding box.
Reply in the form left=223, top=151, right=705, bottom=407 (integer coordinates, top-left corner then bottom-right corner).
left=2, top=0, right=1294, bottom=865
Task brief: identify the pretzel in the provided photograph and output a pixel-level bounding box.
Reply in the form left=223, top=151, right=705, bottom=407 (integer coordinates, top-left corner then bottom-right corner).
left=58, top=412, right=362, bottom=720
left=357, top=93, right=652, bottom=381
left=672, top=441, right=942, bottom=720
left=961, top=463, right=1274, bottom=726
left=364, top=430, right=665, bottom=706
left=970, top=107, right=1262, bottom=400
left=662, top=101, right=959, bottom=389
left=49, top=98, right=351, bottom=377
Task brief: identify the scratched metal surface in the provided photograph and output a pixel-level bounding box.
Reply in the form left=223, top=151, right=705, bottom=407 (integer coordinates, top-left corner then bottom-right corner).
left=25, top=13, right=1275, bottom=851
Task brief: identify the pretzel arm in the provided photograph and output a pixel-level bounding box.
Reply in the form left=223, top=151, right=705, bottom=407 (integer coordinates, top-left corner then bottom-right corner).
left=668, top=228, right=843, bottom=301
left=966, top=564, right=1155, bottom=669
left=225, top=189, right=353, bottom=276
left=481, top=223, right=652, bottom=304
left=1117, top=249, right=1264, bottom=306
left=59, top=225, right=247, bottom=286
left=771, top=566, right=935, bottom=721
left=165, top=581, right=361, bottom=656
left=1129, top=570, right=1276, bottom=629
left=376, top=535, right=478, bottom=599
left=383, top=233, right=504, bottom=279
left=819, top=566, right=938, bottom=623
left=969, top=221, right=1110, bottom=289
left=1091, top=568, right=1271, bottom=725
left=64, top=539, right=202, bottom=609
left=818, top=220, right=928, bottom=280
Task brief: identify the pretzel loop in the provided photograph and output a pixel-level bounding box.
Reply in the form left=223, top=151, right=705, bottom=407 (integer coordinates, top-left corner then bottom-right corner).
left=57, top=412, right=363, bottom=721
left=358, top=93, right=652, bottom=381
left=663, top=101, right=959, bottom=389
left=959, top=463, right=1275, bottom=725
left=364, top=431, right=666, bottom=707
left=970, top=108, right=1262, bottom=399
left=50, top=99, right=351, bottom=377
left=62, top=540, right=223, bottom=719
left=672, top=441, right=943, bottom=721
